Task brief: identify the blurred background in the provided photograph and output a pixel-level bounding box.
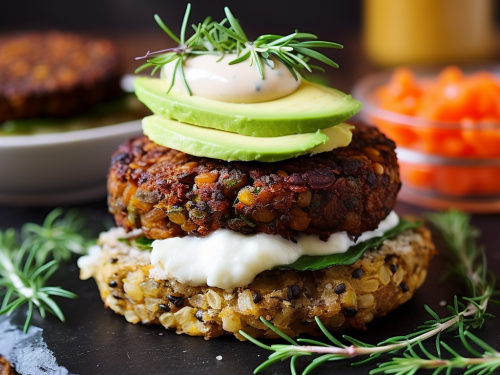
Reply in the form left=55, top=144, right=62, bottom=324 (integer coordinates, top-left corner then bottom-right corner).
left=1, top=0, right=498, bottom=92
left=1, top=0, right=364, bottom=34
left=0, top=0, right=361, bottom=92
left=2, top=0, right=500, bottom=93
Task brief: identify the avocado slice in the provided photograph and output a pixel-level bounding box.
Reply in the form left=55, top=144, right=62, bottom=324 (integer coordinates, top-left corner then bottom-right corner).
left=142, top=115, right=353, bottom=162
left=135, top=78, right=361, bottom=137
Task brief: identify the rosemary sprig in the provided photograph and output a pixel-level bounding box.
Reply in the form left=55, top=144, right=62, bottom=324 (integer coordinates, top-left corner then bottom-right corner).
left=0, top=209, right=92, bottom=332
left=241, top=210, right=500, bottom=374
left=427, top=210, right=491, bottom=298
left=22, top=208, right=92, bottom=265
left=135, top=4, right=342, bottom=93
left=372, top=331, right=500, bottom=375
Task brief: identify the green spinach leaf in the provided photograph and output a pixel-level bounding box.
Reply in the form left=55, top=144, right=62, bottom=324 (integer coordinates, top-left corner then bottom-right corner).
left=118, top=236, right=154, bottom=251
left=275, top=219, right=421, bottom=271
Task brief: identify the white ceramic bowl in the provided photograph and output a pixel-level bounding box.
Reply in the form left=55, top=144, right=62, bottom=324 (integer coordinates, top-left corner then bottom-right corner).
left=0, top=120, right=142, bottom=206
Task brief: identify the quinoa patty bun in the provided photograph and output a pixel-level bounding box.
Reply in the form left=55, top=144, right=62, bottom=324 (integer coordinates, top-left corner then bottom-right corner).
left=79, top=223, right=435, bottom=340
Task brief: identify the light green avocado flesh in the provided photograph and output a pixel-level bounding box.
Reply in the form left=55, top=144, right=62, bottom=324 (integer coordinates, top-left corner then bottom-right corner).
left=135, top=78, right=361, bottom=137
left=142, top=115, right=353, bottom=162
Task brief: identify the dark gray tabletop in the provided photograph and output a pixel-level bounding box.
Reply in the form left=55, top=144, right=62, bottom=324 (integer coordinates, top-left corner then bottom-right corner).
left=0, top=199, right=499, bottom=375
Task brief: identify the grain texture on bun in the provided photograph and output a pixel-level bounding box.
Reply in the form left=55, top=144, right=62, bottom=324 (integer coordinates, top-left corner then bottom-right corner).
left=80, top=224, right=435, bottom=340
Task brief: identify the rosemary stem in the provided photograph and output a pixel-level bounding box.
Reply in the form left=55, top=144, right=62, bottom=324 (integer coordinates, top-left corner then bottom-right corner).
left=465, top=357, right=500, bottom=365
left=393, top=356, right=500, bottom=369
left=290, top=319, right=457, bottom=357
left=135, top=46, right=186, bottom=60
left=283, top=298, right=488, bottom=359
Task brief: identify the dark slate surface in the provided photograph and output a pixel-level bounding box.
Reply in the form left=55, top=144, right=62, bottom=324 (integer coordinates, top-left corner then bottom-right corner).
left=0, top=199, right=499, bottom=375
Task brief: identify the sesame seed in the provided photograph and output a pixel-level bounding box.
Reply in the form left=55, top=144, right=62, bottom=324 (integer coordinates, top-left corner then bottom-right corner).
left=352, top=268, right=364, bottom=279
left=159, top=304, right=171, bottom=312
left=167, top=295, right=184, bottom=307
left=334, top=283, right=346, bottom=295
left=287, top=285, right=301, bottom=300
left=342, top=307, right=357, bottom=317
left=253, top=292, right=263, bottom=304
left=400, top=282, right=410, bottom=293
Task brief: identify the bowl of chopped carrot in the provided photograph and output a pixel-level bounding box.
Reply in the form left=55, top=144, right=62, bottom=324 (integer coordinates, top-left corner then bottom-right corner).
left=353, top=65, right=500, bottom=212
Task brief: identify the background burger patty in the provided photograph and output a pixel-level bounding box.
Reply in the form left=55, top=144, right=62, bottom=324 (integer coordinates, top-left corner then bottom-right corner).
left=108, top=123, right=401, bottom=239
left=0, top=32, right=121, bottom=122
left=81, top=225, right=435, bottom=340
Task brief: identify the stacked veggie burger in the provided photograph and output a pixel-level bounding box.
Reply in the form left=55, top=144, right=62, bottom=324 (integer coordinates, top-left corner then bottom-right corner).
left=79, top=5, right=435, bottom=340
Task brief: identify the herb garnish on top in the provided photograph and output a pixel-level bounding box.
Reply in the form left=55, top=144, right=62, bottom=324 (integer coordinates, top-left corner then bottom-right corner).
left=135, top=4, right=342, bottom=95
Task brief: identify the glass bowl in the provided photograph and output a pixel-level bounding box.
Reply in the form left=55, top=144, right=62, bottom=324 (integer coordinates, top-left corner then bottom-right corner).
left=352, top=65, right=500, bottom=212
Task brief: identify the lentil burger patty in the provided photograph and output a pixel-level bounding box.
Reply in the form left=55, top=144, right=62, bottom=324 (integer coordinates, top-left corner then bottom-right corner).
left=80, top=225, right=435, bottom=340
left=108, top=123, right=401, bottom=239
left=0, top=32, right=121, bottom=122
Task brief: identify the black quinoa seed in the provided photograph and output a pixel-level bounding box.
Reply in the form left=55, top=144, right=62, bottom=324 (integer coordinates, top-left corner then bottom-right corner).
left=253, top=292, right=263, bottom=304
left=342, top=307, right=358, bottom=318
left=334, top=283, right=346, bottom=295
left=352, top=268, right=364, bottom=279
left=287, top=285, right=301, bottom=300
left=110, top=258, right=118, bottom=264
left=390, top=264, right=398, bottom=273
left=159, top=304, right=171, bottom=313
left=167, top=295, right=184, bottom=307
left=400, top=282, right=410, bottom=293
left=195, top=310, right=204, bottom=322
left=108, top=280, right=117, bottom=288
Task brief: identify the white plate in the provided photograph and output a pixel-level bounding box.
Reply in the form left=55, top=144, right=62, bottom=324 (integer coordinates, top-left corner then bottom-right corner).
left=0, top=120, right=143, bottom=206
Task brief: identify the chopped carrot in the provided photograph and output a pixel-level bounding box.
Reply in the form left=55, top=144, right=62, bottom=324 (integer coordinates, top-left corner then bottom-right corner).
left=461, top=126, right=500, bottom=157
left=400, top=163, right=500, bottom=196
left=375, top=66, right=500, bottom=158
left=399, top=163, right=433, bottom=188
left=372, top=118, right=416, bottom=147
left=437, top=65, right=463, bottom=85
left=473, top=167, right=500, bottom=194
left=373, top=66, right=500, bottom=198
left=434, top=167, right=474, bottom=196
left=411, top=127, right=470, bottom=156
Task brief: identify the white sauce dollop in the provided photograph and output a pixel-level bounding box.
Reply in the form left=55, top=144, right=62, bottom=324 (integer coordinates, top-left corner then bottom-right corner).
left=161, top=54, right=300, bottom=103
left=150, top=211, right=399, bottom=290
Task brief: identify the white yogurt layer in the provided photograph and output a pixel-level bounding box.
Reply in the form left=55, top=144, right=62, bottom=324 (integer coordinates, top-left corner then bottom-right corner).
left=161, top=54, right=300, bottom=103
left=150, top=211, right=399, bottom=290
